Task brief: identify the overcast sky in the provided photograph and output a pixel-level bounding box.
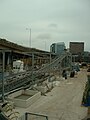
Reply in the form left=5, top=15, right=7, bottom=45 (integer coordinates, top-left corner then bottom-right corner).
left=0, top=0, right=90, bottom=51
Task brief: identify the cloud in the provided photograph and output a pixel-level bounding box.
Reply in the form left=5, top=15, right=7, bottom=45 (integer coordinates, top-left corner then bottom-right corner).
left=0, top=0, right=90, bottom=51
left=48, top=23, right=58, bottom=28
left=0, top=0, right=5, bottom=4
left=37, top=33, right=51, bottom=40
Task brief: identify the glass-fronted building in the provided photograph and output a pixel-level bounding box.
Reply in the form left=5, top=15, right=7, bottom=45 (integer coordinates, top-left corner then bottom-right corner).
left=50, top=42, right=66, bottom=54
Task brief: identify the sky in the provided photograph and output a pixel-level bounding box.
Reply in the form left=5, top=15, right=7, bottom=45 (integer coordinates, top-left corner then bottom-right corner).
left=0, top=0, right=90, bottom=51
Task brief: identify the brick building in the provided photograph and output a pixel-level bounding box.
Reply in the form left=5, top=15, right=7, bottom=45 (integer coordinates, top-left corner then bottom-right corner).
left=69, top=42, right=84, bottom=55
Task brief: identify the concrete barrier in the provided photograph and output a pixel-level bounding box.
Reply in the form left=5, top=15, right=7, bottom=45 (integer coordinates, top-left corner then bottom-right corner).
left=8, top=90, right=41, bottom=108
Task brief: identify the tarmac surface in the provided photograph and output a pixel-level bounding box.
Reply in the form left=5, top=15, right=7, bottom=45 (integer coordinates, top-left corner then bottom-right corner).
left=16, top=69, right=88, bottom=120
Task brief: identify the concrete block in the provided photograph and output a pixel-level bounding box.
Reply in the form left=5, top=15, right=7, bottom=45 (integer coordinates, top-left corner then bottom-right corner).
left=8, top=90, right=41, bottom=108
left=53, top=81, right=60, bottom=87
left=36, top=86, right=47, bottom=93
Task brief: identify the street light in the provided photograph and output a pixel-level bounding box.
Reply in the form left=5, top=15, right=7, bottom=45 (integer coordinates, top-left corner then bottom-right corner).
left=26, top=28, right=31, bottom=48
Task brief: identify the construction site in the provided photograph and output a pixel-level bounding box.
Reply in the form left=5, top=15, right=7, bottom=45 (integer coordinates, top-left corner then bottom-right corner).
left=0, top=39, right=89, bottom=120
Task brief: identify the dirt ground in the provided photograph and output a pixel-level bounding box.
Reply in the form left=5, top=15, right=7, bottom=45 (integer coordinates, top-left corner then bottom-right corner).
left=17, top=69, right=88, bottom=120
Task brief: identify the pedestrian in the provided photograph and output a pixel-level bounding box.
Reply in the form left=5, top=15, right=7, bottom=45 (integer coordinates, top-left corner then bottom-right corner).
left=82, top=72, right=90, bottom=119
left=62, top=69, right=67, bottom=79
left=70, top=69, right=75, bottom=78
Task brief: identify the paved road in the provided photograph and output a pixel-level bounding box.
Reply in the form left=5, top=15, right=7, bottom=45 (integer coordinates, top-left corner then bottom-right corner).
left=17, top=69, right=88, bottom=120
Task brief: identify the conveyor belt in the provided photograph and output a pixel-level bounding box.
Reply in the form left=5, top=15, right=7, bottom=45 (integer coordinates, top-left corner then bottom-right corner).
left=0, top=52, right=72, bottom=96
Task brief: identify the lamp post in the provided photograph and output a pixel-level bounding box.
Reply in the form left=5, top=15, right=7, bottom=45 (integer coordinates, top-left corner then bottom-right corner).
left=26, top=28, right=31, bottom=48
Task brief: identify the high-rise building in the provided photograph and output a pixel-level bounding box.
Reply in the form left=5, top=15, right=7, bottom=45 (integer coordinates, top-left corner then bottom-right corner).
left=69, top=42, right=84, bottom=55
left=50, top=42, right=66, bottom=54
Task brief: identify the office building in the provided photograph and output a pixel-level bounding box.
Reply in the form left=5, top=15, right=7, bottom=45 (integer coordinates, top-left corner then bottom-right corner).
left=50, top=42, right=66, bottom=54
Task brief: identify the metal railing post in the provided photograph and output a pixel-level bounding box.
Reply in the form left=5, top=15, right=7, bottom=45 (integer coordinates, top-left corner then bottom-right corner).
left=2, top=50, right=5, bottom=102
left=48, top=53, right=51, bottom=82
left=32, top=53, right=34, bottom=83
